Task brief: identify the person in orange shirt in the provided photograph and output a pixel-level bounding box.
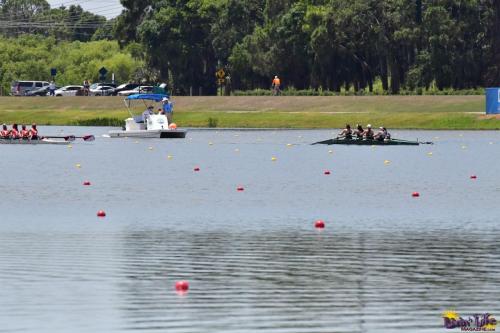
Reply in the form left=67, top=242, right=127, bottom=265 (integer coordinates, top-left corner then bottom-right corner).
left=272, top=75, right=281, bottom=95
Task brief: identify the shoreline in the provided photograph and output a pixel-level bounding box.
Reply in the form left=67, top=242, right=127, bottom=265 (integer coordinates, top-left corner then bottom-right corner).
left=0, top=95, right=497, bottom=130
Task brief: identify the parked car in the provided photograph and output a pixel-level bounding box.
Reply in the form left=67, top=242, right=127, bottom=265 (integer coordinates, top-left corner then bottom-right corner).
left=54, top=85, right=84, bottom=96
left=89, top=82, right=117, bottom=90
left=10, top=81, right=49, bottom=96
left=117, top=86, right=154, bottom=96
left=25, top=85, right=60, bottom=96
left=89, top=85, right=115, bottom=96
left=112, top=83, right=139, bottom=96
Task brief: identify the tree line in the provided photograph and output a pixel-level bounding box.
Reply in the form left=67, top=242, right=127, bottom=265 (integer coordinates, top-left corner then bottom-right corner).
left=116, top=0, right=500, bottom=95
left=2, top=0, right=500, bottom=95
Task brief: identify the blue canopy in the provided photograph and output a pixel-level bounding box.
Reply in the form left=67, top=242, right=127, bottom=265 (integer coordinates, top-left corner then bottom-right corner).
left=125, top=93, right=169, bottom=102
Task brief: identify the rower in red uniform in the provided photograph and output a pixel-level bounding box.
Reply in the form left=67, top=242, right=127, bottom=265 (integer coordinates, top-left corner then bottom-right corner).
left=0, top=124, right=10, bottom=138
left=10, top=124, right=20, bottom=139
left=29, top=123, right=39, bottom=140
left=20, top=125, right=30, bottom=139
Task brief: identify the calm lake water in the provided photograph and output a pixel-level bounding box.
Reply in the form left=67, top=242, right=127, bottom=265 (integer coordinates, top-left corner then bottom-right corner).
left=0, top=127, right=499, bottom=333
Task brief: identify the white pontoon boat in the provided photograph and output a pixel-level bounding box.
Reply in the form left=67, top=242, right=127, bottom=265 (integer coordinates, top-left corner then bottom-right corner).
left=109, top=94, right=187, bottom=139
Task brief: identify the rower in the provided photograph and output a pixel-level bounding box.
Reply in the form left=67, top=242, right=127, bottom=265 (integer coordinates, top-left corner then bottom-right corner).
left=383, top=127, right=391, bottom=140
left=0, top=124, right=10, bottom=138
left=29, top=123, right=39, bottom=140
left=20, top=125, right=30, bottom=139
left=353, top=124, right=364, bottom=139
left=363, top=124, right=374, bottom=140
left=338, top=124, right=352, bottom=139
left=373, top=126, right=386, bottom=142
left=10, top=124, right=20, bottom=139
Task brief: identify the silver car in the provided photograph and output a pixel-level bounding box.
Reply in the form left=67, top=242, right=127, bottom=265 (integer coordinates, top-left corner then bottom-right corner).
left=11, top=81, right=49, bottom=96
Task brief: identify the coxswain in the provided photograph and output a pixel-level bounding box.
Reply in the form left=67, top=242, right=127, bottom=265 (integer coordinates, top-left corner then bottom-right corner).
left=363, top=124, right=374, bottom=140
left=10, top=124, right=20, bottom=139
left=0, top=124, right=10, bottom=138
left=20, top=125, right=30, bottom=139
left=338, top=124, right=352, bottom=139
left=29, top=123, right=39, bottom=139
left=353, top=124, right=364, bottom=139
left=373, top=126, right=386, bottom=141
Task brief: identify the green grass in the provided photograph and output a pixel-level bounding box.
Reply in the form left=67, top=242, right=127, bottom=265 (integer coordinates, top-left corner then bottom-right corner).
left=0, top=95, right=496, bottom=129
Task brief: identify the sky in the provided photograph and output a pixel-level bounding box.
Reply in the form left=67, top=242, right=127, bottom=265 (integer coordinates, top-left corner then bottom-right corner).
left=47, top=0, right=124, bottom=19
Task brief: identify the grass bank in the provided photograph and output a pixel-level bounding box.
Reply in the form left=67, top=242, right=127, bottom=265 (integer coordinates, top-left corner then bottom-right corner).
left=0, top=95, right=496, bottom=129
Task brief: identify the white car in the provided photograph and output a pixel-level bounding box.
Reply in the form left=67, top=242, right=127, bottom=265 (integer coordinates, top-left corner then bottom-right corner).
left=54, top=85, right=83, bottom=96
left=117, top=86, right=154, bottom=96
left=90, top=86, right=115, bottom=96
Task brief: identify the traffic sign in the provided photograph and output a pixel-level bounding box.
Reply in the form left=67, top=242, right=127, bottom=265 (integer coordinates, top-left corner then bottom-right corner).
left=50, top=68, right=57, bottom=77
left=99, top=67, right=108, bottom=76
left=216, top=68, right=225, bottom=79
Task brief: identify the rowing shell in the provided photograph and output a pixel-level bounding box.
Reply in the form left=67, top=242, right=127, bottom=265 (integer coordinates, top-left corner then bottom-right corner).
left=0, top=138, right=70, bottom=145
left=312, top=138, right=432, bottom=146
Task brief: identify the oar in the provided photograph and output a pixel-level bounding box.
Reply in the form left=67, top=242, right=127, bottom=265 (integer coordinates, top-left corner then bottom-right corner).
left=42, top=135, right=95, bottom=142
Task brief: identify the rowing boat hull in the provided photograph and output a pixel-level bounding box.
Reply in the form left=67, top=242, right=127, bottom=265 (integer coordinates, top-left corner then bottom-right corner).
left=313, top=138, right=420, bottom=146
left=108, top=129, right=187, bottom=139
left=0, top=138, right=69, bottom=145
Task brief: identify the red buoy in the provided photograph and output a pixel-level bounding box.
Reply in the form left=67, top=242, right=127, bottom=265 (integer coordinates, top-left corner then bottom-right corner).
left=83, top=181, right=91, bottom=186
left=175, top=280, right=189, bottom=292
left=237, top=186, right=244, bottom=191
left=324, top=170, right=331, bottom=175
left=315, top=220, right=325, bottom=228
left=412, top=192, right=420, bottom=197
left=470, top=175, right=477, bottom=179
left=97, top=210, right=106, bottom=217
left=194, top=167, right=200, bottom=172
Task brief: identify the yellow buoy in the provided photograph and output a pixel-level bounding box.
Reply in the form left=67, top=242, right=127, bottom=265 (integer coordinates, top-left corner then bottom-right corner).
left=384, top=160, right=391, bottom=165
left=287, top=143, right=292, bottom=147
left=427, top=152, right=433, bottom=156
left=271, top=156, right=277, bottom=161
left=208, top=142, right=213, bottom=145
left=328, top=150, right=333, bottom=154
left=67, top=145, right=72, bottom=149
left=75, top=163, right=81, bottom=168
left=167, top=155, right=173, bottom=159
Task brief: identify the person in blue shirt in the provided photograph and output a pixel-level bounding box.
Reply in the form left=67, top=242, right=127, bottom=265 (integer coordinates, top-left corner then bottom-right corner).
left=162, top=97, right=173, bottom=123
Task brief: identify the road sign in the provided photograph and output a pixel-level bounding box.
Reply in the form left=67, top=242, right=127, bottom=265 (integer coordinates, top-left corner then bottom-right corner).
left=99, top=67, right=108, bottom=76
left=50, top=68, right=57, bottom=77
left=217, top=78, right=225, bottom=85
left=216, top=69, right=225, bottom=79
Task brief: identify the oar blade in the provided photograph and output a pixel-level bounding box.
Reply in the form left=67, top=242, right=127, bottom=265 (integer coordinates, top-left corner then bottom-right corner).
left=82, top=135, right=95, bottom=142
left=64, top=135, right=76, bottom=142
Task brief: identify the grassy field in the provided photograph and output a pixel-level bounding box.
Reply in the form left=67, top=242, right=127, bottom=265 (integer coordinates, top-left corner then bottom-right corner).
left=0, top=95, right=496, bottom=129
